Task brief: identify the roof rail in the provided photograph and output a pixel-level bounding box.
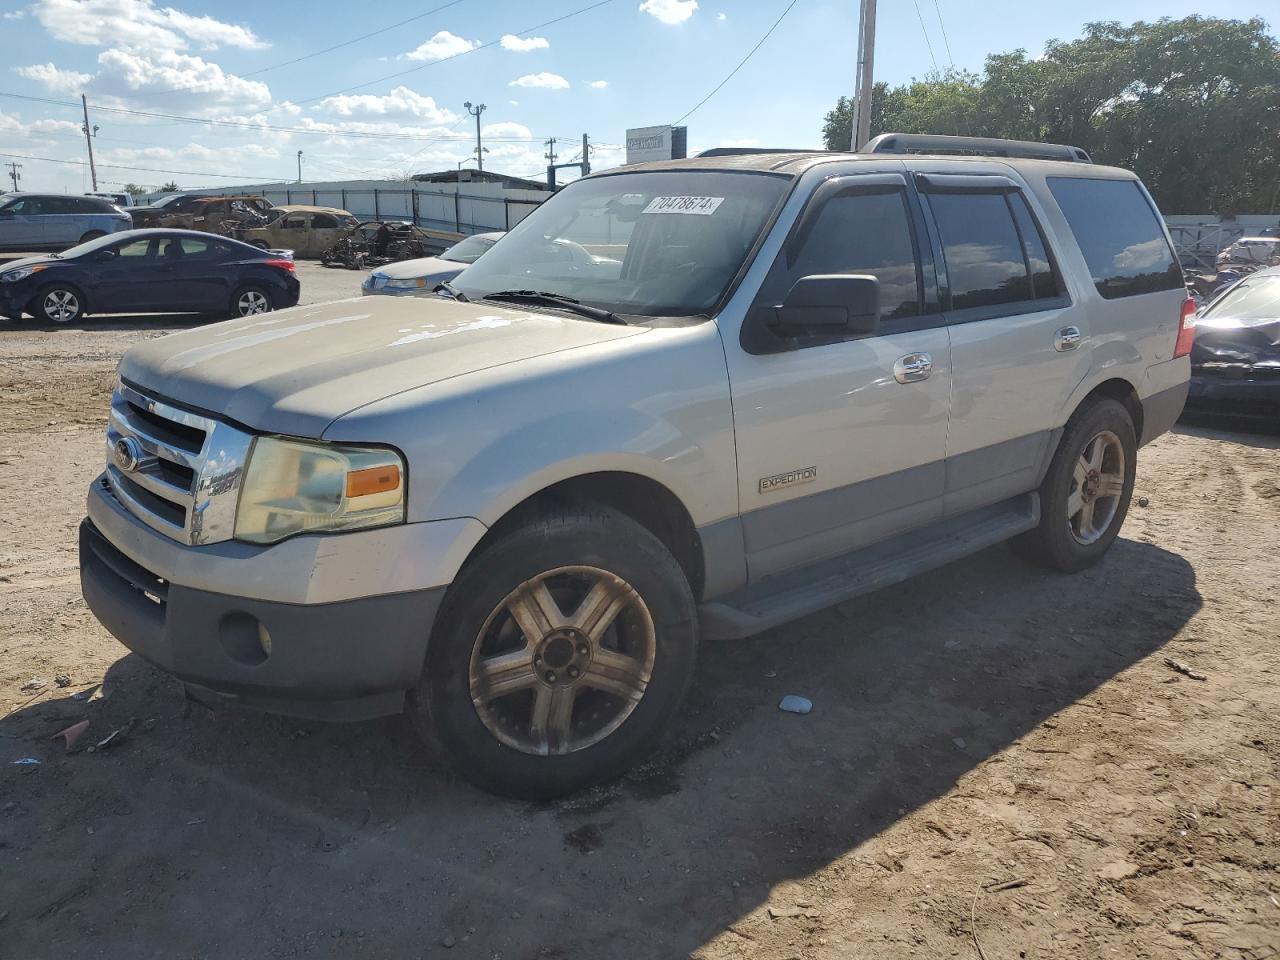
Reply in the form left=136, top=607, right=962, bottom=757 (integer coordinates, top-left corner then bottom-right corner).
left=861, top=133, right=1092, bottom=164
left=696, top=147, right=823, bottom=158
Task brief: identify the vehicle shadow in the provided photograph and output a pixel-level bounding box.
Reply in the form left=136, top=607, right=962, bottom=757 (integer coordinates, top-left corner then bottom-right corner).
left=1, top=313, right=214, bottom=332
left=0, top=537, right=1199, bottom=959
left=1175, top=415, right=1280, bottom=444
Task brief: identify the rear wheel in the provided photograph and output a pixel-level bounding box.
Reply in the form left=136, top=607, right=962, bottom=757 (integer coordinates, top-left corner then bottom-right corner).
left=1012, top=397, right=1136, bottom=572
left=250, top=240, right=269, bottom=250
left=230, top=285, right=273, bottom=318
left=35, top=285, right=85, bottom=325
left=78, top=230, right=106, bottom=244
left=411, top=506, right=698, bottom=799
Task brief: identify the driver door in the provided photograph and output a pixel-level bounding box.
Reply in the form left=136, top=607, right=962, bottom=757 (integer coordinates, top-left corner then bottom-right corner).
left=722, top=174, right=953, bottom=580
left=93, top=237, right=162, bottom=312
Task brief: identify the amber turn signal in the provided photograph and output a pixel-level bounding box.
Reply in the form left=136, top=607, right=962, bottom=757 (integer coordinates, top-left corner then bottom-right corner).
left=345, top=464, right=401, bottom=498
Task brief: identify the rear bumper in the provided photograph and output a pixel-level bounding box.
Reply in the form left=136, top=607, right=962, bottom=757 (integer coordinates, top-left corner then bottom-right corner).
left=80, top=518, right=445, bottom=720
left=1139, top=379, right=1190, bottom=446
left=1184, top=373, right=1280, bottom=421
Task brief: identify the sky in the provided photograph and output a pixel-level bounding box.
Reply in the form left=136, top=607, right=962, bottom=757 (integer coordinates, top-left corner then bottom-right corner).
left=0, top=0, right=1273, bottom=196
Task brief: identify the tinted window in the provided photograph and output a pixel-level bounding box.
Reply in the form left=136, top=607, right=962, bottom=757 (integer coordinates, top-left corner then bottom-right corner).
left=1048, top=178, right=1182, bottom=299
left=1008, top=194, right=1059, bottom=299
left=311, top=214, right=338, bottom=228
left=116, top=238, right=156, bottom=258
left=758, top=188, right=921, bottom=323
left=930, top=192, right=1033, bottom=309
left=177, top=237, right=216, bottom=257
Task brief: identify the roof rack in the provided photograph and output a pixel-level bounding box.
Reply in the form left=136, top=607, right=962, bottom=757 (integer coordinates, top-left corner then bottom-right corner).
left=696, top=147, right=823, bottom=158
left=861, top=133, right=1092, bottom=164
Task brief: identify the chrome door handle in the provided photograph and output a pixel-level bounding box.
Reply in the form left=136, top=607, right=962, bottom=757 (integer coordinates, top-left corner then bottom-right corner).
left=1055, top=326, right=1082, bottom=351
left=893, top=352, right=933, bottom=384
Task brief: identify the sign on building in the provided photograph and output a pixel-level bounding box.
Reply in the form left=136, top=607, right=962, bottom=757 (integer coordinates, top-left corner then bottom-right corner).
left=625, top=125, right=688, bottom=165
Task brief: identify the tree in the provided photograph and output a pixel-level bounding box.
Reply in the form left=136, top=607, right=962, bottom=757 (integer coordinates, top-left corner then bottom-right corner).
left=120, top=183, right=145, bottom=198
left=159, top=180, right=180, bottom=192
left=821, top=17, right=1280, bottom=214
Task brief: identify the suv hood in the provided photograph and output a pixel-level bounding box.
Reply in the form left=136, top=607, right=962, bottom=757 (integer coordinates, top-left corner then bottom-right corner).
left=118, top=296, right=647, bottom=437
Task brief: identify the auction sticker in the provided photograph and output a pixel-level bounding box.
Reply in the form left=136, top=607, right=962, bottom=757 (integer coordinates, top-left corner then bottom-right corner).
left=642, top=196, right=725, bottom=215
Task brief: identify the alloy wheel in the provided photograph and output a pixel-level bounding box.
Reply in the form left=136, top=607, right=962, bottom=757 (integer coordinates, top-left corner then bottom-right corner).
left=43, top=290, right=79, bottom=324
left=237, top=290, right=270, bottom=316
left=1067, top=429, right=1125, bottom=544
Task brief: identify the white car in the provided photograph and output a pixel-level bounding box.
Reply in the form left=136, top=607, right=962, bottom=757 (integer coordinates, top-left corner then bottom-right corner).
left=80, top=134, right=1191, bottom=798
left=361, top=231, right=503, bottom=296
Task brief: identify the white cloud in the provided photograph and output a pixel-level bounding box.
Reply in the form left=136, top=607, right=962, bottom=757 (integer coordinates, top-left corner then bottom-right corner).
left=15, top=61, right=93, bottom=93
left=500, top=34, right=549, bottom=52
left=481, top=120, right=533, bottom=139
left=32, top=0, right=268, bottom=52
left=586, top=79, right=608, bottom=89
left=3, top=9, right=25, bottom=19
left=716, top=11, right=726, bottom=21
left=315, top=86, right=458, bottom=123
left=508, top=72, right=569, bottom=90
left=403, top=30, right=475, bottom=61
left=93, top=48, right=273, bottom=110
left=639, top=0, right=697, bottom=25
left=507, top=99, right=519, bottom=106
left=0, top=110, right=82, bottom=137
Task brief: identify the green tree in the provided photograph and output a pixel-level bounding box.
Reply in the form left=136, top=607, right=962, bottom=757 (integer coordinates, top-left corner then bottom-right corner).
left=120, top=182, right=145, bottom=197
left=159, top=180, right=180, bottom=192
left=821, top=17, right=1280, bottom=214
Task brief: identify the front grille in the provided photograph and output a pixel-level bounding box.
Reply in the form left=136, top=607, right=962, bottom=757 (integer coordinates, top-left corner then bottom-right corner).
left=104, top=382, right=255, bottom=545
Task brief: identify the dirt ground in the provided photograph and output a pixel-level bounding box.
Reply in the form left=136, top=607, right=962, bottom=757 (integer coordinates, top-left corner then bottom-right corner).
left=1, top=270, right=1277, bottom=959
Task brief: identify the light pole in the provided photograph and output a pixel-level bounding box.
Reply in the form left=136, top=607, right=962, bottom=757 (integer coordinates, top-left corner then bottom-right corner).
left=296, top=150, right=303, bottom=184
left=464, top=101, right=486, bottom=172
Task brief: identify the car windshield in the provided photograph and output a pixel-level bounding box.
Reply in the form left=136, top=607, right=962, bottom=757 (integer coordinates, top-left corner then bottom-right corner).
left=453, top=170, right=790, bottom=317
left=1203, top=274, right=1280, bottom=321
left=441, top=234, right=498, bottom=264
left=60, top=232, right=137, bottom=258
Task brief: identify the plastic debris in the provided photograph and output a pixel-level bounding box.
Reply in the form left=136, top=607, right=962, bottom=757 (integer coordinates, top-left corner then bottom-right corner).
left=20, top=678, right=47, bottom=691
left=11, top=758, right=40, bottom=765
left=778, top=695, right=812, bottom=714
left=1164, top=657, right=1207, bottom=681
left=51, top=720, right=90, bottom=752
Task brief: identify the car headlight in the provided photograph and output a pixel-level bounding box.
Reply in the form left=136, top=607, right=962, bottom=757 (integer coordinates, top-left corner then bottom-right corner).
left=0, top=265, right=46, bottom=283
left=383, top=277, right=428, bottom=290
left=234, top=436, right=405, bottom=545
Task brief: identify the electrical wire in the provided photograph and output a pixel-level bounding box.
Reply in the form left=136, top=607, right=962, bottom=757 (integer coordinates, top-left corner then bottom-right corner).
left=932, top=0, right=955, bottom=68
left=0, top=150, right=288, bottom=181
left=911, top=0, right=939, bottom=73
left=671, top=0, right=802, bottom=125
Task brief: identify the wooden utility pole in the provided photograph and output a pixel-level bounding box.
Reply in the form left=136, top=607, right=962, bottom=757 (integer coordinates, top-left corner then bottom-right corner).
left=81, top=94, right=98, bottom=191
left=852, top=0, right=877, bottom=151
left=5, top=161, right=20, bottom=192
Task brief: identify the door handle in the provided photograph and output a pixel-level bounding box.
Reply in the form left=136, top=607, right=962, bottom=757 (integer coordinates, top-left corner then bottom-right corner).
left=1055, top=325, right=1082, bottom=351
left=893, top=352, right=933, bottom=384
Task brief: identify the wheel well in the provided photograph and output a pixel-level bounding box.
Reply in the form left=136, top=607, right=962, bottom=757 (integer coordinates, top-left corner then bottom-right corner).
left=1080, top=378, right=1143, bottom=441
left=475, top=472, right=706, bottom=600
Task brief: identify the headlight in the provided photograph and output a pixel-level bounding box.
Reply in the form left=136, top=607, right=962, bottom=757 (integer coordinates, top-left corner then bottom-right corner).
left=234, top=436, right=405, bottom=544
left=0, top=264, right=46, bottom=283
left=383, top=277, right=428, bottom=290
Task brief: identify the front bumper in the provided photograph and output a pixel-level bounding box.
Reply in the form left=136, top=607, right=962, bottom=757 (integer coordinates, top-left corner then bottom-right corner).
left=1185, top=372, right=1280, bottom=421
left=0, top=282, right=34, bottom=318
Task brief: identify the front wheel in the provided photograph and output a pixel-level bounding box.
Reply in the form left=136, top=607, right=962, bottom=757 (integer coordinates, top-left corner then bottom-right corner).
left=411, top=506, right=698, bottom=799
left=1012, top=397, right=1137, bottom=572
left=229, top=285, right=273, bottom=318
left=35, top=285, right=85, bottom=325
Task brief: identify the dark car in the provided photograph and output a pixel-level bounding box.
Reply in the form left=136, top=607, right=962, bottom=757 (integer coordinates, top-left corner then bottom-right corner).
left=0, top=229, right=300, bottom=325
left=1184, top=266, right=1280, bottom=423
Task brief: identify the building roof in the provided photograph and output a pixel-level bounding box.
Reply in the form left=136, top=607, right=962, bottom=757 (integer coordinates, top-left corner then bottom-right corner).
left=411, top=168, right=551, bottom=192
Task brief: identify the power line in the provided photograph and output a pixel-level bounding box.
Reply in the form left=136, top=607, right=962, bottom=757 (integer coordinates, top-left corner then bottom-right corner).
left=932, top=0, right=954, bottom=68
left=297, top=0, right=619, bottom=104
left=911, top=0, right=939, bottom=73
left=672, top=0, right=802, bottom=125
left=0, top=150, right=288, bottom=182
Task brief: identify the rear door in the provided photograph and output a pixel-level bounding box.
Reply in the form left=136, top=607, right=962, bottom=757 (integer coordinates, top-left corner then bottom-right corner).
left=725, top=173, right=953, bottom=580
left=154, top=235, right=229, bottom=311
left=915, top=172, right=1083, bottom=515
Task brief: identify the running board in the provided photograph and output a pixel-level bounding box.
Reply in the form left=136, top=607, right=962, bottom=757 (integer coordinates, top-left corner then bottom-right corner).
left=698, top=493, right=1040, bottom=640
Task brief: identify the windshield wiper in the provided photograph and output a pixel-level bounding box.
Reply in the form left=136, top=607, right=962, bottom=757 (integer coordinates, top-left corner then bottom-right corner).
left=432, top=281, right=470, bottom=302
left=481, top=289, right=626, bottom=325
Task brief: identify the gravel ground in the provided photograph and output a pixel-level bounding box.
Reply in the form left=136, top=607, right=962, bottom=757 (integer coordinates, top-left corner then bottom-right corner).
left=0, top=280, right=1277, bottom=959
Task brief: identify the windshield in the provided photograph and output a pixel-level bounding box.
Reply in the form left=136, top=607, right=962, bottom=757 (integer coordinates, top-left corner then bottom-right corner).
left=60, top=232, right=138, bottom=259
left=453, top=170, right=790, bottom=317
left=442, top=234, right=499, bottom=264
left=1203, top=274, right=1280, bottom=322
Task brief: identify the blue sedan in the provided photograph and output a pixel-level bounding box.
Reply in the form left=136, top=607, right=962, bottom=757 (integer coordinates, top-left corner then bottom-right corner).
left=0, top=229, right=300, bottom=325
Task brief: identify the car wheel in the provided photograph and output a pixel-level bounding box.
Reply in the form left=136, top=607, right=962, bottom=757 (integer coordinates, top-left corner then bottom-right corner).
left=35, top=285, right=86, bottom=325
left=410, top=505, right=698, bottom=799
left=78, top=230, right=106, bottom=244
left=250, top=240, right=269, bottom=250
left=1012, top=397, right=1137, bottom=572
left=230, top=285, right=273, bottom=318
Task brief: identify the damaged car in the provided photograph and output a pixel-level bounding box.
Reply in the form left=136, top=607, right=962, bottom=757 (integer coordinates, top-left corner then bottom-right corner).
left=361, top=231, right=503, bottom=296
left=236, top=205, right=359, bottom=258
left=1184, top=266, right=1280, bottom=424
left=320, top=220, right=431, bottom=270
left=154, top=196, right=275, bottom=237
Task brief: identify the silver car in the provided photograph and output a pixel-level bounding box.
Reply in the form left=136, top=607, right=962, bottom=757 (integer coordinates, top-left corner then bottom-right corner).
left=0, top=193, right=133, bottom=250
left=361, top=231, right=503, bottom=296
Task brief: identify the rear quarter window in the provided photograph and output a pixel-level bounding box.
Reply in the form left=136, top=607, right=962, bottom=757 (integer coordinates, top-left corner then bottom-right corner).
left=1047, top=177, right=1182, bottom=299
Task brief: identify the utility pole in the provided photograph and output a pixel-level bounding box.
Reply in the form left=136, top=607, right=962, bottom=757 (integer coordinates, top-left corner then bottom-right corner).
left=544, top=136, right=557, bottom=185
left=464, top=101, right=486, bottom=171
left=546, top=134, right=593, bottom=191
left=852, top=0, right=877, bottom=151
left=296, top=150, right=303, bottom=183
left=80, top=94, right=99, bottom=191
left=582, top=133, right=591, bottom=176
left=5, top=161, right=20, bottom=192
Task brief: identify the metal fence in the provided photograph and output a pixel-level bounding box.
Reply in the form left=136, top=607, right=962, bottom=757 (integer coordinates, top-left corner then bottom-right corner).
left=253, top=186, right=544, bottom=236
left=1166, top=216, right=1280, bottom=272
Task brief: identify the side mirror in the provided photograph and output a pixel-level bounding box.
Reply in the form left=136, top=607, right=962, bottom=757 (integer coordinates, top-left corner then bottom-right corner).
left=772, top=274, right=880, bottom=336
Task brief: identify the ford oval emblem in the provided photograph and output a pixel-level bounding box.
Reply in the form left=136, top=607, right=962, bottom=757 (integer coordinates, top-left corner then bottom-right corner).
left=113, top=436, right=144, bottom=473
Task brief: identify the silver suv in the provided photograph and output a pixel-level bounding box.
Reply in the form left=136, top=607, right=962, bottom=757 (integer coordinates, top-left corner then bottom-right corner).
left=0, top=192, right=132, bottom=249
left=79, top=134, right=1193, bottom=798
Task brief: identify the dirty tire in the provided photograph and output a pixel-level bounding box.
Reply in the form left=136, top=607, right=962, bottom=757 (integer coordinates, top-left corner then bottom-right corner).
left=78, top=230, right=106, bottom=244
left=411, top=506, right=698, bottom=800
left=34, top=284, right=86, bottom=325
left=1012, top=397, right=1137, bottom=572
left=229, top=284, right=273, bottom=318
